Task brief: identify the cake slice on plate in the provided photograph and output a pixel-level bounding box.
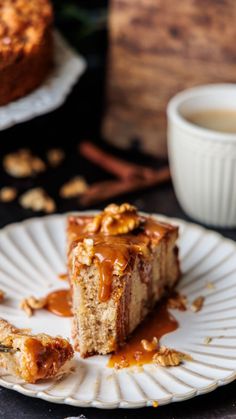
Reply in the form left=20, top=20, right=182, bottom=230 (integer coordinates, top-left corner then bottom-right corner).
left=67, top=203, right=180, bottom=357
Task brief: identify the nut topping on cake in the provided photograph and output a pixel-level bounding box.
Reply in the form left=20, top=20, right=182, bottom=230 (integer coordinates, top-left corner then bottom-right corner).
left=86, top=203, right=142, bottom=235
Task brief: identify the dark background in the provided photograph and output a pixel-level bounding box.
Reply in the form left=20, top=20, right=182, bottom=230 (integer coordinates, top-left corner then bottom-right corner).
left=0, top=2, right=236, bottom=418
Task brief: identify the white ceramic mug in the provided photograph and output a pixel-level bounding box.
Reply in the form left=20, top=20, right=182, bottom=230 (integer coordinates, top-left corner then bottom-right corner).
left=167, top=84, right=236, bottom=228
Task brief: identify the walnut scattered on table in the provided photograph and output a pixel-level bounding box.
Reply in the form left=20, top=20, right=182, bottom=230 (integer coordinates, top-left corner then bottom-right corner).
left=60, top=176, right=88, bottom=198
left=3, top=149, right=45, bottom=177
left=0, top=186, right=17, bottom=202
left=46, top=148, right=65, bottom=167
left=19, top=188, right=56, bottom=213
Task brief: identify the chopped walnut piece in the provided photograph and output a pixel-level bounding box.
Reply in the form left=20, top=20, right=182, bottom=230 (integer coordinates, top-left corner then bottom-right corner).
left=153, top=346, right=191, bottom=367
left=19, top=188, right=56, bottom=213
left=75, top=238, right=94, bottom=266
left=0, top=186, right=17, bottom=202
left=167, top=292, right=187, bottom=311
left=60, top=176, right=88, bottom=198
left=3, top=149, right=45, bottom=177
left=86, top=203, right=142, bottom=235
left=141, top=337, right=159, bottom=352
left=0, top=289, right=5, bottom=302
left=46, top=148, right=65, bottom=167
left=20, top=296, right=47, bottom=317
left=191, top=296, right=205, bottom=313
left=114, top=358, right=130, bottom=369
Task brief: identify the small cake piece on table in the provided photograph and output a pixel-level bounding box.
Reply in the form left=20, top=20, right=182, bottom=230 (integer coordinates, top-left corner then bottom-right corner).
left=0, top=318, right=73, bottom=383
left=67, top=203, right=180, bottom=357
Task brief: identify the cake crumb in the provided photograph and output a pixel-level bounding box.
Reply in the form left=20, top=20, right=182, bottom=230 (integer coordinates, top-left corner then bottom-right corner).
left=19, top=188, right=56, bottom=213
left=0, top=187, right=17, bottom=202
left=191, top=296, right=205, bottom=312
left=60, top=176, right=88, bottom=198
left=206, top=282, right=215, bottom=290
left=204, top=336, right=212, bottom=345
left=47, top=148, right=65, bottom=167
left=167, top=292, right=187, bottom=311
left=20, top=296, right=47, bottom=317
left=3, top=149, right=45, bottom=177
left=0, top=289, right=5, bottom=302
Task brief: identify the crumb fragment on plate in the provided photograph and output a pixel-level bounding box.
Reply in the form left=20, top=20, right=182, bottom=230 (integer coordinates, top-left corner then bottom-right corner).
left=206, top=282, right=215, bottom=290
left=167, top=292, right=188, bottom=311
left=60, top=176, right=88, bottom=198
left=0, top=187, right=17, bottom=202
left=47, top=148, right=65, bottom=167
left=20, top=296, right=47, bottom=317
left=153, top=346, right=191, bottom=367
left=3, top=149, right=45, bottom=177
left=19, top=188, right=56, bottom=213
left=191, top=296, right=205, bottom=312
left=0, top=289, right=5, bottom=302
left=204, top=336, right=212, bottom=345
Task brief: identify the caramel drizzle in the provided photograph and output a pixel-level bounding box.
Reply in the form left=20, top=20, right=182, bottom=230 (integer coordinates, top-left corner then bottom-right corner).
left=69, top=216, right=174, bottom=302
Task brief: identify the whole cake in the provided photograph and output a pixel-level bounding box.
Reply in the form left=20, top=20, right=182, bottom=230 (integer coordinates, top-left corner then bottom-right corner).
left=0, top=0, right=53, bottom=106
left=67, top=203, right=180, bottom=357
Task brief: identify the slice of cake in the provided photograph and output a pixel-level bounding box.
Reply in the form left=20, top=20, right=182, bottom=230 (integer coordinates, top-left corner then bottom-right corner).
left=0, top=318, right=74, bottom=383
left=67, top=203, right=180, bottom=357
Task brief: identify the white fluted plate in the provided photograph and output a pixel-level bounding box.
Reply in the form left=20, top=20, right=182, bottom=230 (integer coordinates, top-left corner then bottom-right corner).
left=0, top=213, right=236, bottom=409
left=0, top=31, right=86, bottom=131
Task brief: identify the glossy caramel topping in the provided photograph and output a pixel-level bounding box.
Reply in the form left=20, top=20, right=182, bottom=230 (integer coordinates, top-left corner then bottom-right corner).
left=68, top=209, right=176, bottom=302
left=46, top=289, right=72, bottom=317
left=108, top=301, right=178, bottom=368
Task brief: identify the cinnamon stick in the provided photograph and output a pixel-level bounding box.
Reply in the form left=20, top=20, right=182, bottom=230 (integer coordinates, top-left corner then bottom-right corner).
left=79, top=141, right=165, bottom=181
left=80, top=166, right=170, bottom=206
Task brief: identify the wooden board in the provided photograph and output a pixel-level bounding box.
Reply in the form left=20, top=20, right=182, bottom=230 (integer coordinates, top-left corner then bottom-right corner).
left=102, top=0, right=236, bottom=156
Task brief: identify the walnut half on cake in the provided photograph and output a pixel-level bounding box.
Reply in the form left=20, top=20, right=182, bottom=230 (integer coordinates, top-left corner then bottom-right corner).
left=67, top=204, right=180, bottom=357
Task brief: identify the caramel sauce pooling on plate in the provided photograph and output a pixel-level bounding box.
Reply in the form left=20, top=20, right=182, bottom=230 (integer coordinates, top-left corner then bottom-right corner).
left=46, top=289, right=72, bottom=317
left=108, top=301, right=178, bottom=368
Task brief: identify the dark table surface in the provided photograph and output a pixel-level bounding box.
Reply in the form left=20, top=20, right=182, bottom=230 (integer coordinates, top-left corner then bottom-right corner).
left=0, top=50, right=236, bottom=419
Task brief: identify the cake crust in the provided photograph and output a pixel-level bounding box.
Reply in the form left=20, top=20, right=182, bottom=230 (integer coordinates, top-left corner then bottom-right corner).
left=67, top=204, right=180, bottom=357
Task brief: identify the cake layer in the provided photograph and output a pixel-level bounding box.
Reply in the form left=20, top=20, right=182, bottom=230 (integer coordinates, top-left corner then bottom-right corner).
left=67, top=204, right=180, bottom=357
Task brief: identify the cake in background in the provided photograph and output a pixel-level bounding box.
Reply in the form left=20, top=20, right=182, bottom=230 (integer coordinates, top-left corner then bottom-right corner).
left=0, top=0, right=53, bottom=106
